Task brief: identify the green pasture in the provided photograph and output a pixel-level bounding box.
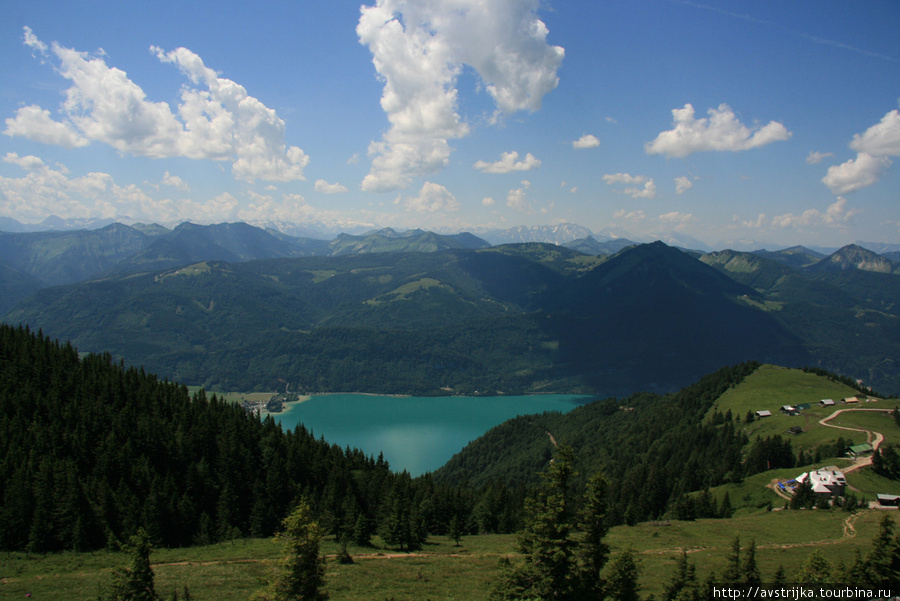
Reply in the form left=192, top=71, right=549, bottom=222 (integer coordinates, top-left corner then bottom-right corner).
left=710, top=365, right=899, bottom=453
left=2, top=510, right=894, bottom=601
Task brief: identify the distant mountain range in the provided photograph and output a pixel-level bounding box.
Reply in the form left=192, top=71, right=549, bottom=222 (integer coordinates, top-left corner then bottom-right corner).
left=4, top=227, right=899, bottom=395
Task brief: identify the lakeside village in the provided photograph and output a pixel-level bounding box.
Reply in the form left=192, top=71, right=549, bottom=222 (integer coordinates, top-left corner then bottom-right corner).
left=240, top=392, right=303, bottom=416
left=760, top=395, right=900, bottom=509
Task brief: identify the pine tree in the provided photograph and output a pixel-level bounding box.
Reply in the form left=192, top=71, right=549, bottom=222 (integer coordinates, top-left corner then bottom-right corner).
left=795, top=549, right=832, bottom=584
left=578, top=472, right=611, bottom=598
left=491, top=445, right=579, bottom=600
left=743, top=539, right=761, bottom=586
left=99, top=527, right=159, bottom=601
left=720, top=536, right=741, bottom=583
left=605, top=548, right=641, bottom=601
left=858, top=515, right=900, bottom=586
left=251, top=498, right=328, bottom=601
left=663, top=550, right=700, bottom=601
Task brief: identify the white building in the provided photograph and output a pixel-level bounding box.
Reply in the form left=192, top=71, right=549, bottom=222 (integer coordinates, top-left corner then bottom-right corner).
left=796, top=467, right=846, bottom=497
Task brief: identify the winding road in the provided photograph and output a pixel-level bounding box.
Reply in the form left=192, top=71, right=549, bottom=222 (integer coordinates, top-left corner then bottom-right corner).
left=768, top=407, right=891, bottom=500
left=817, top=407, right=888, bottom=473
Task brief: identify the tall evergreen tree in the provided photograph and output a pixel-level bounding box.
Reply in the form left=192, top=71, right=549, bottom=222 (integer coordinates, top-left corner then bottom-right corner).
left=578, top=471, right=611, bottom=597
left=720, top=536, right=741, bottom=583
left=99, top=527, right=159, bottom=601
left=491, top=445, right=579, bottom=601
left=795, top=549, right=833, bottom=584
left=605, top=548, right=641, bottom=601
left=663, top=550, right=700, bottom=601
left=251, top=498, right=328, bottom=601
left=743, top=539, right=761, bottom=586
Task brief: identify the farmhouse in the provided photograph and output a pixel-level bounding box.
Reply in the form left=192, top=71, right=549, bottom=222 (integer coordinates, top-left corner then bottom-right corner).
left=877, top=494, right=900, bottom=507
left=842, top=396, right=860, bottom=404
left=781, top=405, right=799, bottom=415
left=820, top=399, right=835, bottom=407
left=755, top=410, right=772, bottom=418
left=848, top=443, right=874, bottom=456
left=796, top=467, right=846, bottom=497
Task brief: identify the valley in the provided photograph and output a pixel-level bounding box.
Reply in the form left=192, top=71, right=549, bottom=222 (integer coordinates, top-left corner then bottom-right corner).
left=3, top=223, right=900, bottom=598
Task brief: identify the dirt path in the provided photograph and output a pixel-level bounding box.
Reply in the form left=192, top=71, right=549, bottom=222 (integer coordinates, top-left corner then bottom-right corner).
left=818, top=408, right=889, bottom=473
left=638, top=510, right=866, bottom=557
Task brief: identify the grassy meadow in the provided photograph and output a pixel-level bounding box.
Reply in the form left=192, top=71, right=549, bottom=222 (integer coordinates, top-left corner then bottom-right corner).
left=2, top=509, right=894, bottom=601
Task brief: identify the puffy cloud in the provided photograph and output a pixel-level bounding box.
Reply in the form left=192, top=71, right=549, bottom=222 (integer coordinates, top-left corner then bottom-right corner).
left=850, top=104, right=900, bottom=156
left=772, top=197, right=857, bottom=228
left=506, top=180, right=532, bottom=212
left=806, top=150, right=833, bottom=165
left=645, top=103, right=791, bottom=158
left=4, top=105, right=89, bottom=148
left=396, top=181, right=460, bottom=213
left=162, top=171, right=190, bottom=191
left=603, top=173, right=656, bottom=199
left=3, top=152, right=46, bottom=171
left=674, top=176, right=694, bottom=195
left=572, top=134, right=600, bottom=149
left=315, top=179, right=349, bottom=194
left=818, top=101, right=900, bottom=195
left=0, top=156, right=171, bottom=222
left=4, top=28, right=308, bottom=182
left=474, top=151, right=541, bottom=174
left=822, top=152, right=891, bottom=195
left=357, top=0, right=563, bottom=191
left=481, top=196, right=495, bottom=207
left=612, top=208, right=646, bottom=222
left=658, top=211, right=696, bottom=228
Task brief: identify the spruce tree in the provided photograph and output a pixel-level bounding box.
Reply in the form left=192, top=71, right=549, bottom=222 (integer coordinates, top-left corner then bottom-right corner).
left=251, top=498, right=328, bottom=601
left=100, top=527, right=159, bottom=601
left=578, top=471, right=611, bottom=598
left=743, top=539, right=761, bottom=586
left=720, top=536, right=741, bottom=583
left=663, top=550, right=700, bottom=601
left=605, top=548, right=641, bottom=601
left=491, top=445, right=579, bottom=600
left=795, top=549, right=832, bottom=584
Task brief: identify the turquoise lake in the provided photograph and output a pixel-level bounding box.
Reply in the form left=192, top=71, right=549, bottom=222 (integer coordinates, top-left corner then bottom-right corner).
left=272, top=393, right=590, bottom=476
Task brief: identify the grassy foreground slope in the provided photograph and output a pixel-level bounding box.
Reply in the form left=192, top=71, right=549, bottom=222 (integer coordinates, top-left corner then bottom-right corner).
left=1, top=510, right=891, bottom=600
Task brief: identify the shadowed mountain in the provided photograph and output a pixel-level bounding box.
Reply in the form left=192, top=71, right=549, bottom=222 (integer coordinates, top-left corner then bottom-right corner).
left=540, top=242, right=810, bottom=394
left=0, top=223, right=150, bottom=286
left=325, top=228, right=489, bottom=256
left=7, top=241, right=900, bottom=394
left=0, top=260, right=43, bottom=315
left=109, top=222, right=324, bottom=274
left=562, top=236, right=636, bottom=256
left=752, top=246, right=824, bottom=270
left=806, top=244, right=899, bottom=275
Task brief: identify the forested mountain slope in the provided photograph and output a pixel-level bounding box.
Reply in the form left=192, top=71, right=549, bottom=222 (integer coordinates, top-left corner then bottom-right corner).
left=4, top=243, right=824, bottom=395
left=0, top=324, right=500, bottom=553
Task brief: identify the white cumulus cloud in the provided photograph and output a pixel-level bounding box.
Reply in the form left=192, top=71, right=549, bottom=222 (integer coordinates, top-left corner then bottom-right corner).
left=850, top=103, right=900, bottom=156
left=806, top=150, right=834, bottom=165
left=603, top=173, right=657, bottom=199
left=162, top=171, right=190, bottom=191
left=645, top=103, right=791, bottom=158
left=474, top=151, right=541, bottom=174
left=3, top=28, right=309, bottom=183
left=675, top=176, right=694, bottom=195
left=4, top=105, right=89, bottom=149
left=396, top=181, right=460, bottom=213
left=315, top=179, right=349, bottom=194
left=772, top=197, right=858, bottom=228
left=822, top=152, right=892, bottom=195
left=572, top=134, right=600, bottom=149
left=357, top=0, right=563, bottom=192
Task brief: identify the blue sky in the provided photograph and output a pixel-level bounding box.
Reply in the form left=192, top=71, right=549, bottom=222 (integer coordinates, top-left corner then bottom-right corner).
left=1, top=0, right=898, bottom=248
